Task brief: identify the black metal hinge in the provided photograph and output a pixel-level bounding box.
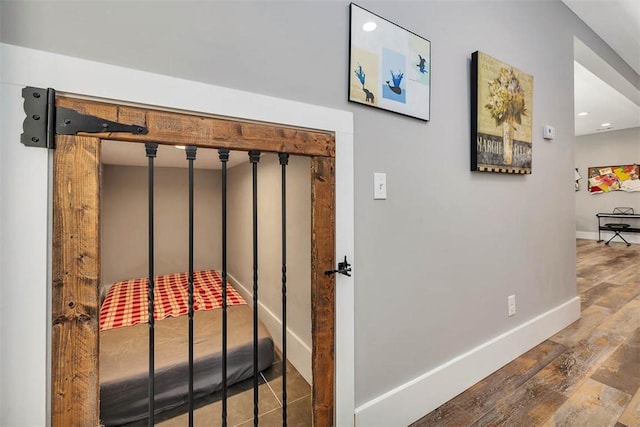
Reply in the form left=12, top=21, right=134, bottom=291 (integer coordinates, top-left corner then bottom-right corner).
left=21, top=87, right=54, bottom=149
left=21, top=86, right=148, bottom=149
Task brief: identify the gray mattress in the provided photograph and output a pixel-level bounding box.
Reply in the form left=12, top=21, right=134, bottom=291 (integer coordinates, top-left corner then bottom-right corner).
left=99, top=304, right=274, bottom=426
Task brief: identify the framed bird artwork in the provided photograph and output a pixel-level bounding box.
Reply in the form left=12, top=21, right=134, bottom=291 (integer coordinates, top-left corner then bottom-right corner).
left=349, top=3, right=431, bottom=121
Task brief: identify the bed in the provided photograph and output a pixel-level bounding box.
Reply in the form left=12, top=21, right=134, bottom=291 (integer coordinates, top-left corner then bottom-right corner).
left=99, top=270, right=275, bottom=426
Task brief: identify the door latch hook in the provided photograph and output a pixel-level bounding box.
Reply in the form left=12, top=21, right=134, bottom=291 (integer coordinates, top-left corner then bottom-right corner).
left=324, top=256, right=352, bottom=277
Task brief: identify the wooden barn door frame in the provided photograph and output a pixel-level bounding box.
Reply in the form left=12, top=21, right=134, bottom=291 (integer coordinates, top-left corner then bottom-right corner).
left=51, top=95, right=336, bottom=426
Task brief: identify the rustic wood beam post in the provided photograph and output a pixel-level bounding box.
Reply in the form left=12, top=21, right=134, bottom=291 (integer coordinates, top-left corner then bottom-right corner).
left=311, top=156, right=336, bottom=426
left=51, top=135, right=101, bottom=426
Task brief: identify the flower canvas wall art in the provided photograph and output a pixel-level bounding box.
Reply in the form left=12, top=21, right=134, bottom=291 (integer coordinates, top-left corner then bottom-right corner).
left=471, top=51, right=533, bottom=174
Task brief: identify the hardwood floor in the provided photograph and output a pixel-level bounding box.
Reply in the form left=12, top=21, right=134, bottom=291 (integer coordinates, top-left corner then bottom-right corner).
left=411, top=239, right=640, bottom=427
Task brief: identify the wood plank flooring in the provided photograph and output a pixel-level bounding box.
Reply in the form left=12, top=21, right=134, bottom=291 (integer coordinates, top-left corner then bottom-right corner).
left=411, top=239, right=640, bottom=427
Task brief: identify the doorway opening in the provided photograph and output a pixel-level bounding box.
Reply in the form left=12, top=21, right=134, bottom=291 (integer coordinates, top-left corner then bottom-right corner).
left=51, top=95, right=336, bottom=426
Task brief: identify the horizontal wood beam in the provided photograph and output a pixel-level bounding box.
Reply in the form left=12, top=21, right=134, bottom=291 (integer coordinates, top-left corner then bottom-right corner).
left=56, top=96, right=335, bottom=157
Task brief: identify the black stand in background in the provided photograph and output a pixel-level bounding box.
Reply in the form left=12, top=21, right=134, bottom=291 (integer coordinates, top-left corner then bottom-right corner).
left=596, top=208, right=638, bottom=247
left=604, top=223, right=631, bottom=246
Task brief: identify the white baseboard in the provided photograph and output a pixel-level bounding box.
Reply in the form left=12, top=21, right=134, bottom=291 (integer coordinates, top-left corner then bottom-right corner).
left=576, top=231, right=598, bottom=240
left=576, top=230, right=640, bottom=244
left=227, top=274, right=312, bottom=385
left=354, top=297, right=581, bottom=427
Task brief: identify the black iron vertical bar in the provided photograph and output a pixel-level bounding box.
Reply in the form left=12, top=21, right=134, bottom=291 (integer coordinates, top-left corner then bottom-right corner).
left=185, top=145, right=197, bottom=427
left=249, top=150, right=261, bottom=426
left=218, top=148, right=230, bottom=427
left=145, top=142, right=158, bottom=427
left=279, top=153, right=289, bottom=426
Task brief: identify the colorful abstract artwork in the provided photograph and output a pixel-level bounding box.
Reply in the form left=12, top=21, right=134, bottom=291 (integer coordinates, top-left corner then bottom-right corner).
left=349, top=3, right=431, bottom=121
left=471, top=51, right=534, bottom=174
left=588, top=164, right=640, bottom=194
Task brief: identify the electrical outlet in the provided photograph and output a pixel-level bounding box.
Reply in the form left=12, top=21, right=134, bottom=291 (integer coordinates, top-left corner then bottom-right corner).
left=508, top=295, right=516, bottom=317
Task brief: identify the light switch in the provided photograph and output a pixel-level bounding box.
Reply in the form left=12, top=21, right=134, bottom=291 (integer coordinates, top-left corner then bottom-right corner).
left=374, top=172, right=386, bottom=200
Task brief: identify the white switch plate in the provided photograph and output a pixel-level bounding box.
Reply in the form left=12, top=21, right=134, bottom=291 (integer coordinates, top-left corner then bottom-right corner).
left=374, top=172, right=386, bottom=200
left=543, top=125, right=555, bottom=140
left=508, top=295, right=516, bottom=317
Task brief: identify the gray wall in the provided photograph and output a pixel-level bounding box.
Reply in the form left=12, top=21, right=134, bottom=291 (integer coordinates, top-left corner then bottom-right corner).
left=2, top=0, right=638, bottom=409
left=101, top=164, right=221, bottom=296
left=227, top=153, right=312, bottom=356
left=575, top=127, right=640, bottom=233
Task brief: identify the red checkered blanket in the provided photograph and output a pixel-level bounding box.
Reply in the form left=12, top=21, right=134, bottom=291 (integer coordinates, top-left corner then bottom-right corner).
left=100, top=269, right=246, bottom=331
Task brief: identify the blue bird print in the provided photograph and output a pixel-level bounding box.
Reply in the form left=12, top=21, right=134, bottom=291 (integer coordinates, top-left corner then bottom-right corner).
left=386, top=70, right=403, bottom=95
left=416, top=54, right=428, bottom=74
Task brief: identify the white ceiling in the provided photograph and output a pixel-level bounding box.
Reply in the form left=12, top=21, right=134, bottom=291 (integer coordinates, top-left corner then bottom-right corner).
left=564, top=0, right=640, bottom=75
left=574, top=61, right=640, bottom=136
left=563, top=0, right=640, bottom=136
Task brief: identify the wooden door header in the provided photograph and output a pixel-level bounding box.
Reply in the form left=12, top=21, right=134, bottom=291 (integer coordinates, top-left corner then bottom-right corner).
left=56, top=96, right=335, bottom=157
